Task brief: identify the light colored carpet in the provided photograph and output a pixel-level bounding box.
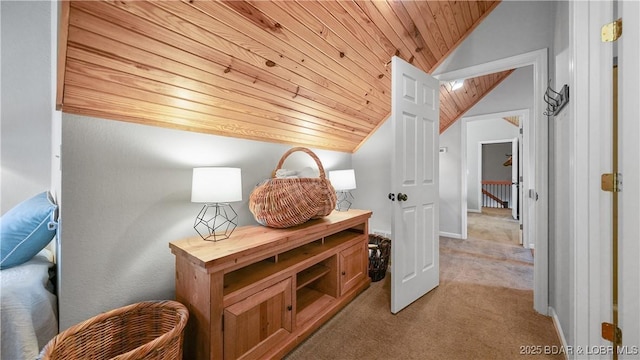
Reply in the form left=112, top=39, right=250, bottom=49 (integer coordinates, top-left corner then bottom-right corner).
left=468, top=207, right=521, bottom=245
left=285, top=212, right=561, bottom=360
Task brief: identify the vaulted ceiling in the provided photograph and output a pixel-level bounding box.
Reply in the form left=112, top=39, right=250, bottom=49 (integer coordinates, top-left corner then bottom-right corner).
left=57, top=0, right=504, bottom=153
left=439, top=69, right=515, bottom=133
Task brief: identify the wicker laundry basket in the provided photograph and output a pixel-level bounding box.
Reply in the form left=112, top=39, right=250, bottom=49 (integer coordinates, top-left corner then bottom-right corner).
left=368, top=234, right=391, bottom=282
left=39, top=300, right=189, bottom=360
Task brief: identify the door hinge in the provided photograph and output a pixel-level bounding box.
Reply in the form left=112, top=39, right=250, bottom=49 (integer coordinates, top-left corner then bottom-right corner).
left=602, top=322, right=622, bottom=345
left=601, top=173, right=622, bottom=192
left=601, top=18, right=622, bottom=42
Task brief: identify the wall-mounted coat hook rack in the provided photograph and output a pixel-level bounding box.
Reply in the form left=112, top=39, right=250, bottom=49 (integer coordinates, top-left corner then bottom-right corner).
left=544, top=80, right=569, bottom=116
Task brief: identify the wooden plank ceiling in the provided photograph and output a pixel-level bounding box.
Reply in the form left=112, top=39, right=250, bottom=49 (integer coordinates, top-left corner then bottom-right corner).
left=439, top=69, right=515, bottom=133
left=58, top=0, right=503, bottom=153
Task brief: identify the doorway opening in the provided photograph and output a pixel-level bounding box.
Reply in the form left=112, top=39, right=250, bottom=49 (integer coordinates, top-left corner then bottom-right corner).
left=461, top=109, right=530, bottom=248
left=480, top=142, right=517, bottom=218
left=435, top=48, right=548, bottom=314
left=469, top=137, right=523, bottom=247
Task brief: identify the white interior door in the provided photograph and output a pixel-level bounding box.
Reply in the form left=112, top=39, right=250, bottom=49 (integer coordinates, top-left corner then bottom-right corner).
left=511, top=137, right=519, bottom=220
left=390, top=56, right=439, bottom=314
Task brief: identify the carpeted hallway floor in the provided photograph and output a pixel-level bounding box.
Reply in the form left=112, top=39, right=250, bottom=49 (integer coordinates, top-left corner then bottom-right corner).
left=468, top=207, right=521, bottom=245
left=285, top=209, right=562, bottom=360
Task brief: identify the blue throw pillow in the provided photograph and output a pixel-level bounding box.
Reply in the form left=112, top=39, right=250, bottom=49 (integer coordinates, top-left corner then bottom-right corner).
left=0, top=191, right=58, bottom=269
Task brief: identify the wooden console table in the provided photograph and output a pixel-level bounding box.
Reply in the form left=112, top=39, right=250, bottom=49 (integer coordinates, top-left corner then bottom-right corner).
left=169, top=209, right=372, bottom=360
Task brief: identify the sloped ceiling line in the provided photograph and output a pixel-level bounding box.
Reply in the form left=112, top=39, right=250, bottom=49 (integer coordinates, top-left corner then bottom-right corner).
left=439, top=69, right=516, bottom=134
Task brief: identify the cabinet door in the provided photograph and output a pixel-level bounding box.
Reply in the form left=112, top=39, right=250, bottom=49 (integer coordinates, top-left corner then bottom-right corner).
left=339, top=241, right=366, bottom=295
left=224, top=278, right=293, bottom=360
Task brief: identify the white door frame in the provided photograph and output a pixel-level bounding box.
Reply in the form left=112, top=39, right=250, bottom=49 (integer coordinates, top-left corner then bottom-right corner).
left=435, top=48, right=548, bottom=314
left=477, top=139, right=515, bottom=212
left=571, top=0, right=614, bottom=353
left=462, top=109, right=530, bottom=249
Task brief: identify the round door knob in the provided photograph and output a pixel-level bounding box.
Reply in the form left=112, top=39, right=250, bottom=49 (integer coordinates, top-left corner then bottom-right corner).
left=397, top=193, right=408, bottom=201
left=388, top=193, right=396, bottom=201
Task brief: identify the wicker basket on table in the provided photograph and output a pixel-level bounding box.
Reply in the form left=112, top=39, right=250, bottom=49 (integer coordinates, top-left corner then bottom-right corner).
left=368, top=234, right=391, bottom=282
left=249, top=147, right=337, bottom=228
left=38, top=300, right=189, bottom=360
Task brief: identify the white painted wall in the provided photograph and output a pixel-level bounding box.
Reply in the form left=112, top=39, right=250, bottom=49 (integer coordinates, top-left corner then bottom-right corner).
left=439, top=121, right=463, bottom=238
left=464, top=66, right=534, bottom=118
left=550, top=0, right=573, bottom=348
left=434, top=0, right=556, bottom=76
left=59, top=115, right=351, bottom=329
left=351, top=119, right=392, bottom=235
left=0, top=1, right=53, bottom=213
left=51, top=1, right=62, bottom=205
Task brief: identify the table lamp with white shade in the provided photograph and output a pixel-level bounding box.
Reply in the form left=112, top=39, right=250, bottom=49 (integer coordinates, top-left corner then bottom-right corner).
left=191, top=167, right=242, bottom=241
left=329, top=169, right=356, bottom=211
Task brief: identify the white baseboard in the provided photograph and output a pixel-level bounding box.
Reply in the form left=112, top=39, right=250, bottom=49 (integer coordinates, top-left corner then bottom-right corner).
left=549, top=306, right=569, bottom=360
left=468, top=208, right=481, bottom=213
left=440, top=231, right=463, bottom=239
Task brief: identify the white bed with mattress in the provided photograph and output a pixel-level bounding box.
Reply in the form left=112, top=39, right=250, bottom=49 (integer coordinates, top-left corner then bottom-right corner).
left=1, top=249, right=58, bottom=360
